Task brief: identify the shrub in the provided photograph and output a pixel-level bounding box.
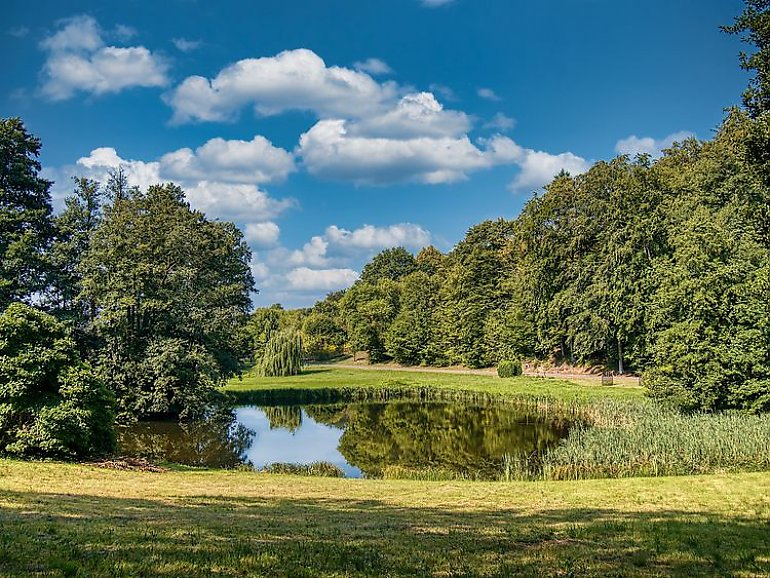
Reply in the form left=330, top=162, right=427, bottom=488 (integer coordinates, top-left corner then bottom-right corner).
left=0, top=303, right=116, bottom=458
left=497, top=359, right=523, bottom=378
left=259, top=330, right=303, bottom=377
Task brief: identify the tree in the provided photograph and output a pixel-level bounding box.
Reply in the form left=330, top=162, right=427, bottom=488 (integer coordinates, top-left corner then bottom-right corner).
left=723, top=0, right=770, bottom=117
left=385, top=271, right=440, bottom=365
left=359, top=247, right=416, bottom=284
left=0, top=118, right=54, bottom=310
left=259, top=330, right=303, bottom=377
left=0, top=303, right=115, bottom=458
left=79, top=183, right=254, bottom=420
left=46, top=177, right=104, bottom=324
left=339, top=279, right=400, bottom=362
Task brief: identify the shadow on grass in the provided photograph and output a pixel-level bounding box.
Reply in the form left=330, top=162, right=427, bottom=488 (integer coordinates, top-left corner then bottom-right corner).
left=1, top=490, right=768, bottom=577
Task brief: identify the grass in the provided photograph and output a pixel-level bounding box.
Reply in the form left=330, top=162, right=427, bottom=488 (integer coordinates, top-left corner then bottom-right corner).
left=1, top=460, right=769, bottom=577
left=225, top=366, right=644, bottom=403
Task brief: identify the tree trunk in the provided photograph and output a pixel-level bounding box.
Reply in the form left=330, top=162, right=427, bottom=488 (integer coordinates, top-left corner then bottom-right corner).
left=617, top=337, right=624, bottom=374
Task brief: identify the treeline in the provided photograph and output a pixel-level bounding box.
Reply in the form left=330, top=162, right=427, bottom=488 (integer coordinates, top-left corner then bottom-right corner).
left=1, top=119, right=254, bottom=457
left=264, top=107, right=768, bottom=412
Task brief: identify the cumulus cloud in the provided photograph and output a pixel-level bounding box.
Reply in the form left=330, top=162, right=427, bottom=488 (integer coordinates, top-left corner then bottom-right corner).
left=615, top=131, right=694, bottom=158
left=353, top=57, right=393, bottom=75
left=53, top=144, right=295, bottom=223
left=167, top=48, right=399, bottom=123
left=289, top=236, right=330, bottom=267
left=325, top=223, right=431, bottom=250
left=477, top=87, right=501, bottom=101
left=40, top=15, right=168, bottom=100
left=159, top=135, right=295, bottom=184
left=244, top=222, right=280, bottom=247
left=286, top=267, right=359, bottom=291
left=350, top=92, right=470, bottom=139
left=509, top=149, right=591, bottom=192
left=172, top=38, right=202, bottom=53
left=298, top=120, right=517, bottom=185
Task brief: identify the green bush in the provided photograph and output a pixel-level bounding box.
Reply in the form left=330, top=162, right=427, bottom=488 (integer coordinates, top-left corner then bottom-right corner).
left=497, top=359, right=522, bottom=378
left=0, top=303, right=116, bottom=458
left=259, top=330, right=303, bottom=377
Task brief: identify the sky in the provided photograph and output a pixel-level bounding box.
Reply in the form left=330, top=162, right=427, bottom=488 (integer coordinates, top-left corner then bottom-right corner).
left=2, top=0, right=749, bottom=308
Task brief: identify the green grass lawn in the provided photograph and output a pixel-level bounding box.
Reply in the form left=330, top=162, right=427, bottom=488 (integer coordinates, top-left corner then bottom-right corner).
left=225, top=366, right=644, bottom=403
left=1, top=460, right=769, bottom=577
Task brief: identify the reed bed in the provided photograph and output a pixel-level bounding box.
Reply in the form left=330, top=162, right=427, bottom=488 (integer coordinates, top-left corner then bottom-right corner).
left=541, top=407, right=770, bottom=480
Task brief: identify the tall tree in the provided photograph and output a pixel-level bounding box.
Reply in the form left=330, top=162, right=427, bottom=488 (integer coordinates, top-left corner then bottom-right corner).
left=723, top=0, right=770, bottom=117
left=80, top=183, right=254, bottom=420
left=46, top=177, right=103, bottom=323
left=0, top=118, right=54, bottom=310
left=359, top=247, right=416, bottom=284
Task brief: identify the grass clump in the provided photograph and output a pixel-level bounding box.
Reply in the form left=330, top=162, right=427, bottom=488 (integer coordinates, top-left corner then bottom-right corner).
left=497, top=359, right=522, bottom=378
left=261, top=461, right=345, bottom=477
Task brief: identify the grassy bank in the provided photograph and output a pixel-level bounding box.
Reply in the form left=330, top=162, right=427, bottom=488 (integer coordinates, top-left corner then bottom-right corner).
left=1, top=460, right=769, bottom=577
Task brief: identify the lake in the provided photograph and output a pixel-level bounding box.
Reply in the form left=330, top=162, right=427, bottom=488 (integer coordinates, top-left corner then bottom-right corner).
left=118, top=400, right=570, bottom=479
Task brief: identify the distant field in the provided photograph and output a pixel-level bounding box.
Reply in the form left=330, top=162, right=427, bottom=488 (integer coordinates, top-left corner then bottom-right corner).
left=1, top=460, right=768, bottom=577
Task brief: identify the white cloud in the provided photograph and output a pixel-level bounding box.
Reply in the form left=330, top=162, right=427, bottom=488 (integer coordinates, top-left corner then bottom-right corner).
left=477, top=87, right=501, bottom=101
left=172, top=38, right=202, bottom=53
left=159, top=135, right=295, bottom=184
left=55, top=145, right=295, bottom=223
left=484, top=112, right=516, bottom=131
left=286, top=267, right=359, bottom=291
left=289, top=236, right=330, bottom=267
left=250, top=258, right=270, bottom=281
left=509, top=149, right=591, bottom=191
left=244, top=222, right=280, bottom=247
left=353, top=58, right=393, bottom=75
left=167, top=48, right=399, bottom=123
left=298, top=120, right=518, bottom=185
left=325, top=223, right=431, bottom=250
left=40, top=15, right=168, bottom=100
left=615, top=131, right=694, bottom=158
left=350, top=92, right=470, bottom=139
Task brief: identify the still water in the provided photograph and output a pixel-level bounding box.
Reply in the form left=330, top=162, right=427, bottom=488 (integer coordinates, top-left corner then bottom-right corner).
left=118, top=401, right=569, bottom=479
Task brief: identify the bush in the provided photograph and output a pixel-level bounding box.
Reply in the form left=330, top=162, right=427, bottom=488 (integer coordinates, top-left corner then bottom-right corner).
left=259, top=330, right=303, bottom=377
left=497, top=359, right=523, bottom=378
left=0, top=303, right=116, bottom=458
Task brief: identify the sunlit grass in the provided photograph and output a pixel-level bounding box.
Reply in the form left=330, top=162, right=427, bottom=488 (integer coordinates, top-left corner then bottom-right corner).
left=0, top=460, right=768, bottom=577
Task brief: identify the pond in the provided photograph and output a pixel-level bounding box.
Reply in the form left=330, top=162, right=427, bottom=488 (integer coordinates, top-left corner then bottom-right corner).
left=118, top=400, right=570, bottom=479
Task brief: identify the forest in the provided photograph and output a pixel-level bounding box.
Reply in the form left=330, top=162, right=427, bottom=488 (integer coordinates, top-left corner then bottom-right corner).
left=1, top=0, right=769, bottom=464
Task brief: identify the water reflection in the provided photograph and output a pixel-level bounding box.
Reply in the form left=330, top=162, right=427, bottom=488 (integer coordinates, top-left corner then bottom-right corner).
left=119, top=401, right=568, bottom=479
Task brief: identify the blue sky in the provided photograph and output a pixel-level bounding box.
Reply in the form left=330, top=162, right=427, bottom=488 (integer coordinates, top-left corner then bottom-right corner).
left=3, top=0, right=748, bottom=307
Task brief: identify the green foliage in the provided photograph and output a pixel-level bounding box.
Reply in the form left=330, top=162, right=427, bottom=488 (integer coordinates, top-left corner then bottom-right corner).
left=46, top=177, right=103, bottom=324
left=259, top=331, right=303, bottom=377
left=79, top=183, right=254, bottom=420
left=359, top=246, right=416, bottom=284
left=0, top=118, right=54, bottom=310
left=722, top=0, right=770, bottom=117
left=339, top=279, right=400, bottom=363
left=0, top=303, right=115, bottom=457
left=497, top=360, right=523, bottom=378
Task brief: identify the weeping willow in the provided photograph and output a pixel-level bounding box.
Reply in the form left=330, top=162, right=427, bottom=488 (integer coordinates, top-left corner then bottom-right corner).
left=259, top=330, right=303, bottom=377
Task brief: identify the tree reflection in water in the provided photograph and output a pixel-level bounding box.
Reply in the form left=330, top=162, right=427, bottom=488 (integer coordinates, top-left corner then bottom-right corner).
left=118, top=409, right=255, bottom=468
left=118, top=401, right=568, bottom=478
